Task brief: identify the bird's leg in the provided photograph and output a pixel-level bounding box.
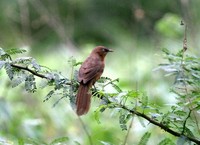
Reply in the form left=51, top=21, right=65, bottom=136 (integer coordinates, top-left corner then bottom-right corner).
left=92, top=84, right=97, bottom=91
left=91, top=84, right=99, bottom=97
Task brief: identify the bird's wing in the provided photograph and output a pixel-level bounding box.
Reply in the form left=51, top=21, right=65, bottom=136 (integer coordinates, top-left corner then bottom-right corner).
left=78, top=57, right=104, bottom=84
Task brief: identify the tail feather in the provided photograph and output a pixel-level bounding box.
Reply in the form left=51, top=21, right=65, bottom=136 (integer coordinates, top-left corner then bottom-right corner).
left=76, top=84, right=91, bottom=116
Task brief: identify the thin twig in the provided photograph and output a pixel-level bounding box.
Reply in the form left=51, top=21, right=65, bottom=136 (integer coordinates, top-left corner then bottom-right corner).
left=182, top=110, right=192, bottom=134
left=103, top=78, right=119, bottom=87
left=122, top=116, right=134, bottom=145
left=77, top=117, right=93, bottom=145
left=10, top=63, right=72, bottom=85
left=122, top=82, right=138, bottom=145
left=11, top=64, right=48, bottom=79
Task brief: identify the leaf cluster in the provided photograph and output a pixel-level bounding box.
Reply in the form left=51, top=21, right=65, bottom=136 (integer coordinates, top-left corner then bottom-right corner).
left=1, top=47, right=200, bottom=145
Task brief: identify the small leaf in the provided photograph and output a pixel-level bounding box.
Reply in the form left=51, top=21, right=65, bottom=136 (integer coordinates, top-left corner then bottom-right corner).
left=49, top=137, right=69, bottom=145
left=141, top=93, right=148, bottom=108
left=13, top=57, right=32, bottom=65
left=174, top=110, right=187, bottom=116
left=100, top=141, right=113, bottom=145
left=111, top=83, right=122, bottom=93
left=119, top=113, right=132, bottom=131
left=0, top=48, right=11, bottom=60
left=158, top=138, right=175, bottom=145
left=162, top=48, right=170, bottom=55
left=138, top=132, right=151, bottom=145
left=12, top=75, right=26, bottom=88
left=31, top=59, right=41, bottom=71
left=94, top=105, right=107, bottom=124
left=0, top=61, right=6, bottom=70
left=5, top=48, right=26, bottom=55
left=22, top=138, right=47, bottom=145
left=25, top=75, right=36, bottom=92
left=4, top=63, right=14, bottom=80
left=52, top=96, right=65, bottom=107
left=0, top=48, right=6, bottom=56
left=43, top=90, right=55, bottom=102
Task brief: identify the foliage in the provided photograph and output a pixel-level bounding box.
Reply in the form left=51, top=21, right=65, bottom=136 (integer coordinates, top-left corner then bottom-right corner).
left=1, top=0, right=198, bottom=49
left=138, top=132, right=151, bottom=145
left=0, top=46, right=200, bottom=145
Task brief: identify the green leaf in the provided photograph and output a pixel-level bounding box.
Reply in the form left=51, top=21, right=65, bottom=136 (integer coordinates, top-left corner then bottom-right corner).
left=174, top=110, right=187, bottom=116
left=162, top=48, right=170, bottom=55
left=4, top=62, right=14, bottom=80
left=0, top=48, right=11, bottom=60
left=127, top=90, right=141, bottom=98
left=142, top=94, right=148, bottom=107
left=138, top=132, right=151, bottom=145
left=0, top=48, right=6, bottom=56
left=12, top=75, right=26, bottom=88
left=20, top=138, right=47, bottom=145
left=0, top=61, right=6, bottom=70
left=157, top=138, right=175, bottom=145
left=111, top=83, right=122, bottom=93
left=49, top=137, right=69, bottom=145
left=43, top=90, right=55, bottom=102
left=52, top=96, right=66, bottom=107
left=100, top=141, right=113, bottom=145
left=94, top=105, right=107, bottom=124
left=119, top=112, right=132, bottom=131
left=25, top=74, right=36, bottom=92
left=13, top=57, right=32, bottom=65
left=31, top=59, right=41, bottom=71
left=5, top=48, right=26, bottom=55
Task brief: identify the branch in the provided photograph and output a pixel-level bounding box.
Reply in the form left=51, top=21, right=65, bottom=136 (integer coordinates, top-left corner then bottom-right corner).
left=98, top=96, right=200, bottom=144
left=122, top=116, right=134, bottom=145
left=11, top=64, right=48, bottom=79
left=10, top=63, right=72, bottom=86
left=9, top=57, right=200, bottom=144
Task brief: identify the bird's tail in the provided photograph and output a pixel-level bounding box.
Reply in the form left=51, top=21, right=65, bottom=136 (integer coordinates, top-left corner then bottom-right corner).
left=76, top=84, right=91, bottom=116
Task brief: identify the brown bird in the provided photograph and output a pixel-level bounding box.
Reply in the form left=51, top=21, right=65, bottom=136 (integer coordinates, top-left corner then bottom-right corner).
left=76, top=46, right=113, bottom=116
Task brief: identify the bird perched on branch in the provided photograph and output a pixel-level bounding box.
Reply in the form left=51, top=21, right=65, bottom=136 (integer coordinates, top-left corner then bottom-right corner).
left=76, top=46, right=113, bottom=116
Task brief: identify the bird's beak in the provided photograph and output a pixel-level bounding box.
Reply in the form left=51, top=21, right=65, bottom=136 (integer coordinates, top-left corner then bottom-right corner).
left=107, top=48, right=113, bottom=52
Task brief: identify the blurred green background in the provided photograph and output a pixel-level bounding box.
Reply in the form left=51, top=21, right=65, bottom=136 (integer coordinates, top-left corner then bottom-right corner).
left=0, top=0, right=200, bottom=144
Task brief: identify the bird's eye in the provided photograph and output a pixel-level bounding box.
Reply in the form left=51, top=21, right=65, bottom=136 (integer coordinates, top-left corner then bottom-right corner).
left=102, top=48, right=107, bottom=52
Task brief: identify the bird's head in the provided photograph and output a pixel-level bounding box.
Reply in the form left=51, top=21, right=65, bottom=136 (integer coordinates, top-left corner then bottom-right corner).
left=92, top=46, right=113, bottom=58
